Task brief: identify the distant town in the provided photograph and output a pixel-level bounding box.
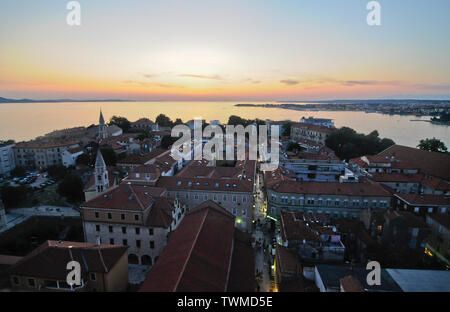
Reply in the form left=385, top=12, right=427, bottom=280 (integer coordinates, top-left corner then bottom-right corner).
left=0, top=111, right=449, bottom=292
left=236, top=100, right=450, bottom=123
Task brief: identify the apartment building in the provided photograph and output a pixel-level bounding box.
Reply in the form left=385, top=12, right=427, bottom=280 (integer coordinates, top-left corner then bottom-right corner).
left=394, top=193, right=449, bottom=216
left=61, top=147, right=84, bottom=168
left=13, top=141, right=79, bottom=169
left=280, top=146, right=345, bottom=182
left=279, top=210, right=345, bottom=263
left=80, top=184, right=185, bottom=266
left=267, top=179, right=391, bottom=219
left=0, top=142, right=15, bottom=176
left=290, top=123, right=336, bottom=145
left=8, top=240, right=128, bottom=292
left=153, top=158, right=257, bottom=231
left=425, top=214, right=450, bottom=267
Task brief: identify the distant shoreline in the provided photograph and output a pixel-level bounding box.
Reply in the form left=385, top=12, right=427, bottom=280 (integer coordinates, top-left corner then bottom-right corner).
left=235, top=103, right=450, bottom=120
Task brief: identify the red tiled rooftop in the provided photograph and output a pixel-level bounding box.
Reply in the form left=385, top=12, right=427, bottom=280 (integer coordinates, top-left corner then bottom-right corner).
left=9, top=241, right=127, bottom=280
left=270, top=180, right=391, bottom=197
left=140, top=201, right=235, bottom=292
left=378, top=144, right=450, bottom=181
left=395, top=194, right=450, bottom=206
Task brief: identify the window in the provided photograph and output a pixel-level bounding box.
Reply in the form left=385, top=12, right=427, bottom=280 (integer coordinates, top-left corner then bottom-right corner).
left=122, top=227, right=127, bottom=234
left=96, top=225, right=100, bottom=232
left=204, top=194, right=208, bottom=200
left=107, top=213, right=112, bottom=219
left=149, top=228, right=154, bottom=235
left=150, top=241, right=155, bottom=249
left=427, top=207, right=433, bottom=213
left=134, top=214, right=139, bottom=221
left=194, top=194, right=199, bottom=200
left=232, top=208, right=237, bottom=215
left=242, top=209, right=247, bottom=216
left=110, top=238, right=114, bottom=245
left=243, top=196, right=247, bottom=203
left=414, top=207, right=420, bottom=213
left=223, top=195, right=227, bottom=201
left=123, top=239, right=128, bottom=246
left=95, top=212, right=99, bottom=218
left=136, top=240, right=141, bottom=248
left=232, top=195, right=237, bottom=202
left=108, top=226, right=113, bottom=233
left=28, top=278, right=35, bottom=287
left=213, top=195, right=218, bottom=201
left=90, top=273, right=96, bottom=281
left=135, top=228, right=140, bottom=235
left=12, top=276, right=19, bottom=285
left=121, top=214, right=125, bottom=220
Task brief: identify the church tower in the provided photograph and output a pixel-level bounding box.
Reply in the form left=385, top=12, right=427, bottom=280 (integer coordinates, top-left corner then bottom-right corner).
left=94, top=150, right=109, bottom=194
left=98, top=110, right=108, bottom=139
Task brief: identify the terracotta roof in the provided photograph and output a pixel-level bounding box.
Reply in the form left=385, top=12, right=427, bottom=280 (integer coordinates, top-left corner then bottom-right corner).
left=270, top=180, right=391, bottom=197
left=280, top=210, right=321, bottom=243
left=67, top=147, right=83, bottom=154
left=8, top=241, right=127, bottom=280
left=0, top=255, right=23, bottom=266
left=117, top=149, right=167, bottom=165
left=82, top=184, right=155, bottom=210
left=395, top=194, right=450, bottom=206
left=276, top=245, right=303, bottom=276
left=157, top=176, right=254, bottom=193
left=140, top=201, right=236, bottom=292
left=226, top=228, right=255, bottom=292
left=14, top=141, right=79, bottom=149
left=371, top=173, right=423, bottom=183
left=378, top=145, right=450, bottom=181
left=291, top=123, right=336, bottom=134
left=340, top=275, right=364, bottom=292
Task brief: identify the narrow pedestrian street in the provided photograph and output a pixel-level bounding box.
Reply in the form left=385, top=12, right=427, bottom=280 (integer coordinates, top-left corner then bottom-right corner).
left=252, top=169, right=277, bottom=292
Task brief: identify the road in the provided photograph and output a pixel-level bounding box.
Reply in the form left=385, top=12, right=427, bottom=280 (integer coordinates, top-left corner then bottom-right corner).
left=252, top=168, right=277, bottom=292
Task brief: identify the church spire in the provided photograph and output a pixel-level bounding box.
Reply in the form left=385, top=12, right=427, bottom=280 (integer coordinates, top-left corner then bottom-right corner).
left=99, top=109, right=105, bottom=125
left=94, top=150, right=109, bottom=194
left=98, top=109, right=108, bottom=139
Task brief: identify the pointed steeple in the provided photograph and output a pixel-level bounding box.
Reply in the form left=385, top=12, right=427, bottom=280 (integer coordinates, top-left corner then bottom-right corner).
left=94, top=150, right=109, bottom=194
left=98, top=109, right=108, bottom=139
left=99, top=109, right=105, bottom=125
left=95, top=149, right=106, bottom=168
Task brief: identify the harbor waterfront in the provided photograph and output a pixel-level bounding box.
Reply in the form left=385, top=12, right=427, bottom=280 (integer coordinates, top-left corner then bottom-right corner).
left=1, top=101, right=449, bottom=148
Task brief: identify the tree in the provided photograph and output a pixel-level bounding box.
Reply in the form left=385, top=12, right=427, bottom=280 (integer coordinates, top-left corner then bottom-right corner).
left=325, top=127, right=395, bottom=160
left=155, top=114, right=173, bottom=127
left=282, top=122, right=292, bottom=137
left=47, top=165, right=68, bottom=180
left=57, top=174, right=84, bottom=202
left=108, top=116, right=131, bottom=132
left=417, top=138, right=448, bottom=153
left=160, top=135, right=178, bottom=149
left=11, top=166, right=26, bottom=178
left=75, top=153, right=92, bottom=166
left=174, top=118, right=183, bottom=126
left=1, top=185, right=30, bottom=208
left=99, top=147, right=117, bottom=166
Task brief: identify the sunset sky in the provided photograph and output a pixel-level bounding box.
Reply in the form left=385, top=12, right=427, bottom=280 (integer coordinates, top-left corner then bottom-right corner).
left=1, top=0, right=450, bottom=101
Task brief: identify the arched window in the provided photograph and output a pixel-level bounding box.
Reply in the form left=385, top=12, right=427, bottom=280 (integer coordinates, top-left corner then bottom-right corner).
left=141, top=255, right=152, bottom=266
left=128, top=253, right=139, bottom=265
